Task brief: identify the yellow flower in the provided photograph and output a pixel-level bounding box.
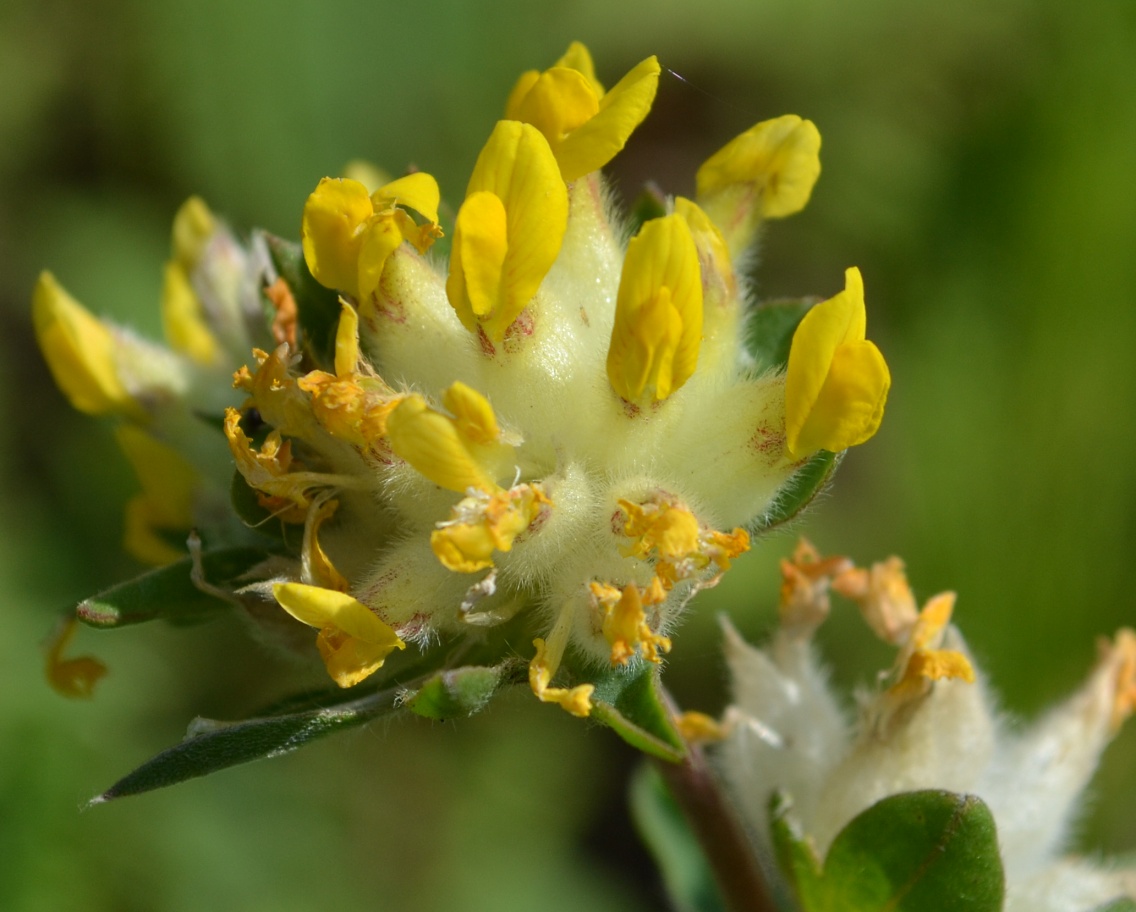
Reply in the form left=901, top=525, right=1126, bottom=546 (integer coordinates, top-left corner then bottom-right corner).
left=272, top=583, right=405, bottom=688
left=505, top=41, right=660, bottom=183
left=446, top=120, right=569, bottom=342
left=115, top=425, right=198, bottom=565
left=32, top=272, right=145, bottom=420
left=606, top=214, right=703, bottom=403
left=45, top=617, right=107, bottom=699
left=696, top=114, right=822, bottom=254
left=161, top=260, right=219, bottom=365
left=302, top=172, right=442, bottom=302
left=784, top=267, right=890, bottom=459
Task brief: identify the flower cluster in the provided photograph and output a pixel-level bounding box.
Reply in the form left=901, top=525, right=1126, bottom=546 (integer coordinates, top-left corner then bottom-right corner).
left=34, top=43, right=889, bottom=716
left=715, top=541, right=1136, bottom=911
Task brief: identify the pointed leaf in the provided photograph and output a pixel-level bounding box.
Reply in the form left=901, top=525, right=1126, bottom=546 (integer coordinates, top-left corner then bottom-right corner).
left=90, top=685, right=401, bottom=803
left=1089, top=902, right=1136, bottom=912
left=262, top=231, right=342, bottom=369
left=745, top=296, right=818, bottom=374
left=584, top=660, right=686, bottom=762
left=629, top=763, right=726, bottom=912
left=757, top=449, right=841, bottom=532
left=768, top=791, right=826, bottom=910
left=77, top=547, right=274, bottom=628
left=404, top=662, right=521, bottom=720
left=627, top=182, right=668, bottom=237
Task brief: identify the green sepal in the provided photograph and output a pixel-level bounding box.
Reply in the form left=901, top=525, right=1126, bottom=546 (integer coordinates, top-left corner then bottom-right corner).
left=770, top=789, right=1005, bottom=912
left=229, top=470, right=303, bottom=552
left=1089, top=901, right=1136, bottom=912
left=744, top=296, right=818, bottom=374
left=261, top=231, right=341, bottom=370
left=76, top=546, right=275, bottom=628
left=629, top=763, right=725, bottom=912
left=89, top=685, right=401, bottom=804
left=404, top=662, right=521, bottom=720
left=583, top=660, right=686, bottom=763
left=756, top=449, right=841, bottom=532
left=627, top=182, right=668, bottom=237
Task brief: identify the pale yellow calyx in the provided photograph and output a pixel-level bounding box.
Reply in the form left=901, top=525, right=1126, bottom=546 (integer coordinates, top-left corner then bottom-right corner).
left=784, top=267, right=890, bottom=459
left=696, top=114, right=821, bottom=253
left=303, top=497, right=348, bottom=592
left=273, top=582, right=405, bottom=688
left=592, top=579, right=672, bottom=666
left=506, top=43, right=659, bottom=183
left=32, top=272, right=145, bottom=420
left=1107, top=628, right=1136, bottom=732
left=431, top=484, right=549, bottom=573
left=116, top=425, right=198, bottom=565
left=888, top=592, right=976, bottom=701
left=161, top=260, right=219, bottom=364
left=45, top=616, right=108, bottom=699
left=302, top=173, right=442, bottom=302
left=778, top=538, right=854, bottom=635
left=607, top=215, right=703, bottom=404
left=171, top=195, right=216, bottom=269
left=386, top=394, right=497, bottom=493
left=833, top=555, right=919, bottom=644
left=447, top=121, right=568, bottom=343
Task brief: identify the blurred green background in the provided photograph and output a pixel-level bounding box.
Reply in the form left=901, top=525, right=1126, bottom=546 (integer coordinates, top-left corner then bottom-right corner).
left=2, top=0, right=1134, bottom=908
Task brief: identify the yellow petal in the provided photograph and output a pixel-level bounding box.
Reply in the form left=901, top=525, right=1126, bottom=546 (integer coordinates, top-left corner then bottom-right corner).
left=32, top=272, right=144, bottom=419
left=301, top=178, right=374, bottom=297
left=115, top=425, right=196, bottom=529
left=450, top=121, right=568, bottom=341
left=785, top=267, right=889, bottom=458
left=607, top=215, right=703, bottom=403
left=333, top=300, right=359, bottom=378
left=123, top=494, right=186, bottom=565
left=386, top=394, right=495, bottom=492
left=273, top=582, right=405, bottom=688
left=554, top=41, right=604, bottom=95
left=555, top=55, right=660, bottom=183
left=171, top=196, right=216, bottom=269
left=374, top=171, right=441, bottom=224
left=356, top=214, right=404, bottom=303
left=45, top=617, right=108, bottom=699
left=450, top=191, right=509, bottom=326
left=442, top=381, right=500, bottom=446
left=504, top=69, right=540, bottom=121
left=696, top=114, right=822, bottom=219
left=510, top=66, right=599, bottom=153
left=161, top=260, right=219, bottom=365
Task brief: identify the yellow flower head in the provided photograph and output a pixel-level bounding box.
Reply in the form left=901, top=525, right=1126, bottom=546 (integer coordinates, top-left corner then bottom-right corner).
left=606, top=214, right=703, bottom=403
left=784, top=267, right=890, bottom=459
left=447, top=120, right=569, bottom=342
left=302, top=172, right=442, bottom=302
left=505, top=41, right=660, bottom=183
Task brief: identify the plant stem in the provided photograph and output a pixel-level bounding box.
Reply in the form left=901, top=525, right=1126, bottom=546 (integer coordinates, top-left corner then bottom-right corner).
left=653, top=699, right=779, bottom=911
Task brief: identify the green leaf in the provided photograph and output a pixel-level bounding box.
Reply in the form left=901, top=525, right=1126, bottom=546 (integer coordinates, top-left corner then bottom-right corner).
left=771, top=789, right=1005, bottom=912
left=584, top=660, right=686, bottom=763
left=629, top=764, right=725, bottom=912
left=76, top=547, right=274, bottom=628
left=1089, top=901, right=1136, bottom=912
left=756, top=449, right=842, bottom=532
left=744, top=296, right=817, bottom=374
left=404, top=662, right=520, bottom=720
left=90, top=686, right=401, bottom=804
left=627, top=183, right=668, bottom=236
left=262, top=231, right=342, bottom=369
